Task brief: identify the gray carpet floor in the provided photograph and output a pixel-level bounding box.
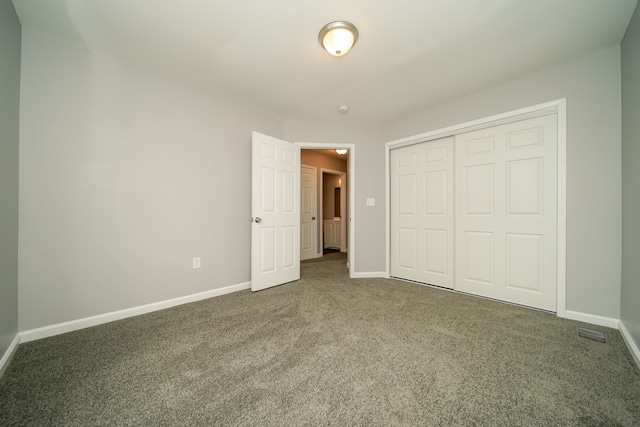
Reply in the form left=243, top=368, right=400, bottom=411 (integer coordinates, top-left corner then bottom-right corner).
left=1, top=252, right=639, bottom=426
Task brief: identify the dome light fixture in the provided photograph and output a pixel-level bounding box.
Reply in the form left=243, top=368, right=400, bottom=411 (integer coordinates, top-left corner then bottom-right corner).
left=319, top=21, right=359, bottom=57
left=336, top=149, right=348, bottom=155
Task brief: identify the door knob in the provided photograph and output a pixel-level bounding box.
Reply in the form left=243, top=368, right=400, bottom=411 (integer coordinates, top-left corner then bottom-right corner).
left=311, top=216, right=316, bottom=220
left=255, top=217, right=262, bottom=223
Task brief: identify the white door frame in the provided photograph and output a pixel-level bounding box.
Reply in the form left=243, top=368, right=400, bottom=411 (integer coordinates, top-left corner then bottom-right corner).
left=384, top=99, right=567, bottom=318
left=296, top=142, right=356, bottom=276
left=320, top=168, right=347, bottom=253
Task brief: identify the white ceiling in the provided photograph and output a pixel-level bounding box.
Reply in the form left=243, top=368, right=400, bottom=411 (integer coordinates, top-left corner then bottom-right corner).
left=12, top=0, right=637, bottom=124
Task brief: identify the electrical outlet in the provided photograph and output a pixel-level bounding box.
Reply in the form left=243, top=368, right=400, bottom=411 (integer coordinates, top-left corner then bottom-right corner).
left=192, top=257, right=201, bottom=269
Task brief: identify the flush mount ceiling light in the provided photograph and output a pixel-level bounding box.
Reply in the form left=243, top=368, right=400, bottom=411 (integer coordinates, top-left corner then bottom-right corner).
left=336, top=149, right=348, bottom=155
left=319, top=21, right=359, bottom=57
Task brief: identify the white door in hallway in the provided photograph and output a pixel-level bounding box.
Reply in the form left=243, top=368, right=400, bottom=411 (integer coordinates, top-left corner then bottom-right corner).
left=251, top=132, right=300, bottom=291
left=390, top=137, right=455, bottom=289
left=455, top=114, right=557, bottom=311
left=300, top=164, right=318, bottom=261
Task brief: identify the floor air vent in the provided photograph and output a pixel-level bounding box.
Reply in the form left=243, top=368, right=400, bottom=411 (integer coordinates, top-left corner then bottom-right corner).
left=577, top=327, right=609, bottom=344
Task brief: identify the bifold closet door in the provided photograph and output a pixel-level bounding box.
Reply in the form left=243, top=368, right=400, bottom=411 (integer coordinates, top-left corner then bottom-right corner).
left=455, top=114, right=557, bottom=311
left=390, top=137, right=455, bottom=288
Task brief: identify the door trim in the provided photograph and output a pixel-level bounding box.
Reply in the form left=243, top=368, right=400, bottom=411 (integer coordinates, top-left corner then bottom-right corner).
left=321, top=168, right=347, bottom=253
left=384, top=99, right=567, bottom=318
left=296, top=142, right=355, bottom=277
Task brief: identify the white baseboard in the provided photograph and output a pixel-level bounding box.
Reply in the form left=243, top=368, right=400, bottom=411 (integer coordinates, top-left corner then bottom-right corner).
left=564, top=310, right=620, bottom=329
left=619, top=320, right=640, bottom=370
left=20, top=281, right=251, bottom=343
left=351, top=272, right=388, bottom=279
left=0, top=334, right=21, bottom=378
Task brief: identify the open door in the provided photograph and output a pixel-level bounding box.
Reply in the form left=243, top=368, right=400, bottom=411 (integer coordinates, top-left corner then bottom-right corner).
left=251, top=132, right=301, bottom=291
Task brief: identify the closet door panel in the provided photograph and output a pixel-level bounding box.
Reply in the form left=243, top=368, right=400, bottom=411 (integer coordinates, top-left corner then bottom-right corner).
left=390, top=137, right=454, bottom=288
left=455, top=114, right=557, bottom=311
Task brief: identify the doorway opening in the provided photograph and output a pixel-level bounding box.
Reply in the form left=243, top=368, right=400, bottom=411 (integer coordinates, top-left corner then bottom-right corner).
left=298, top=144, right=355, bottom=275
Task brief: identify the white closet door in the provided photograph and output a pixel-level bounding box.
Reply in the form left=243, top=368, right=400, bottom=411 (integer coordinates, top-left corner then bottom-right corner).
left=390, top=137, right=455, bottom=288
left=455, top=115, right=557, bottom=311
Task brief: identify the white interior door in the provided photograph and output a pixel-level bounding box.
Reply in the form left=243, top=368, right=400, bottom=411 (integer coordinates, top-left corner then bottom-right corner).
left=300, top=164, right=317, bottom=261
left=390, top=137, right=455, bottom=289
left=251, top=132, right=300, bottom=291
left=455, top=114, right=557, bottom=310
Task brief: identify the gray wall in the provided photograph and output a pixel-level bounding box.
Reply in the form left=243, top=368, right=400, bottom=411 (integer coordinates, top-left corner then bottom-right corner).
left=18, top=29, right=283, bottom=330
left=286, top=46, right=625, bottom=304
left=0, top=0, right=21, bottom=361
left=621, top=6, right=640, bottom=350
left=14, top=24, right=632, bottom=331
left=385, top=46, right=622, bottom=319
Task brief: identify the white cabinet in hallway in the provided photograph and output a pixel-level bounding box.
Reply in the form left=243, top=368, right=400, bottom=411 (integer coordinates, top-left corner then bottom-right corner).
left=323, top=219, right=342, bottom=250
